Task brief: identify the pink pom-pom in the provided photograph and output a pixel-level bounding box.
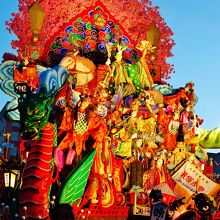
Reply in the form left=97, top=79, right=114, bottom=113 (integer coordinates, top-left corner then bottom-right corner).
left=54, top=148, right=64, bottom=171
left=65, top=149, right=76, bottom=165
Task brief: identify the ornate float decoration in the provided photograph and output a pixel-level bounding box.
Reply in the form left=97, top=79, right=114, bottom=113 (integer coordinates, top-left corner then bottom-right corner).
left=0, top=0, right=220, bottom=219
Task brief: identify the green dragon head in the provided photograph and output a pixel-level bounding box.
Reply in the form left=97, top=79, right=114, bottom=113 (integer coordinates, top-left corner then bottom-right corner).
left=19, top=87, right=55, bottom=140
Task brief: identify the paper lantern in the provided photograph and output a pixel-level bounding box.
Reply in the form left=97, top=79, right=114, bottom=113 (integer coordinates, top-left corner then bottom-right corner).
left=4, top=170, right=18, bottom=188
left=146, top=22, right=160, bottom=47
left=146, top=22, right=160, bottom=60
left=28, top=0, right=45, bottom=43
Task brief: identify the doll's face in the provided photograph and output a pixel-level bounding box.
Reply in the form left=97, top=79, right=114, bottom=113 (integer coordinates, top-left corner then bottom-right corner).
left=131, top=110, right=137, bottom=118
left=140, top=91, right=146, bottom=99
left=188, top=155, right=195, bottom=163
left=100, top=88, right=109, bottom=98
left=24, top=56, right=29, bottom=66
left=136, top=139, right=143, bottom=147
left=172, top=110, right=180, bottom=120
left=156, top=158, right=164, bottom=168
left=81, top=99, right=90, bottom=109
left=67, top=74, right=76, bottom=86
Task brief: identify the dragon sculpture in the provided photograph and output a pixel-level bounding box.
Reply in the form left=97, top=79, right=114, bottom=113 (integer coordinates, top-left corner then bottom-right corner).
left=18, top=87, right=57, bottom=219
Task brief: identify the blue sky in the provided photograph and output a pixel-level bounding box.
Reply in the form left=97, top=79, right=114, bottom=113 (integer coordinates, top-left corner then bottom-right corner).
left=155, top=0, right=220, bottom=132
left=0, top=1, right=220, bottom=133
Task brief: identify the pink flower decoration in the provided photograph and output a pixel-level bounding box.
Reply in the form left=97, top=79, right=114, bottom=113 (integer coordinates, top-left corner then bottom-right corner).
left=6, top=0, right=175, bottom=79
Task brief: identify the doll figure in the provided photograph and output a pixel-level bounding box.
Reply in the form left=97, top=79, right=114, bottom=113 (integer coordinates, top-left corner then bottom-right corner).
left=14, top=56, right=39, bottom=91
left=143, top=151, right=174, bottom=192
left=162, top=110, right=180, bottom=150
left=55, top=74, right=79, bottom=136
left=136, top=40, right=154, bottom=88
left=57, top=96, right=91, bottom=158
left=111, top=40, right=136, bottom=96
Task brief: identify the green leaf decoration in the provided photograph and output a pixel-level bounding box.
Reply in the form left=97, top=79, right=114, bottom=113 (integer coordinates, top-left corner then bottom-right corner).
left=57, top=149, right=96, bottom=205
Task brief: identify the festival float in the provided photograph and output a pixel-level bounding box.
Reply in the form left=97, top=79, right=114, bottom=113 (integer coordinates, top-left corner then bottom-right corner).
left=0, top=0, right=220, bottom=219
